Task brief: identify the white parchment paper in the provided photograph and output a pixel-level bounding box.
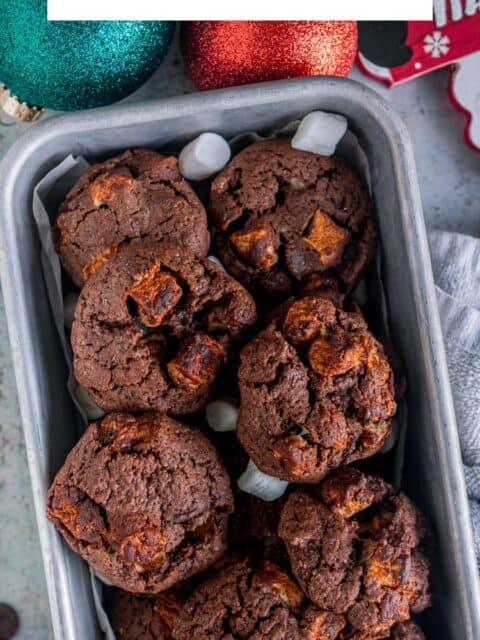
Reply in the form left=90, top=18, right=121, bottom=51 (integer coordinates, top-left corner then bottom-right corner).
left=33, top=155, right=115, bottom=639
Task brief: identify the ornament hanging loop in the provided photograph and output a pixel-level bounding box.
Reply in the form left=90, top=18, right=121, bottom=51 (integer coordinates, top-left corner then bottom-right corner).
left=0, top=83, right=43, bottom=122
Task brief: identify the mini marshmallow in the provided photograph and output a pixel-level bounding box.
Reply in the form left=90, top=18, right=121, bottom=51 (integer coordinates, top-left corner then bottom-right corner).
left=75, top=385, right=105, bottom=421
left=238, top=459, right=289, bottom=502
left=206, top=398, right=238, bottom=432
left=179, top=132, right=231, bottom=181
left=207, top=255, right=226, bottom=272
left=292, top=111, right=348, bottom=156
left=63, top=292, right=79, bottom=331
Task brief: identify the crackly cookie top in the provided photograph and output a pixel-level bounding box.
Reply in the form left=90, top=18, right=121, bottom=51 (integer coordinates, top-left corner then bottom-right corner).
left=278, top=468, right=431, bottom=639
left=209, top=139, right=375, bottom=301
left=172, top=557, right=345, bottom=640
left=56, top=148, right=210, bottom=287
left=111, top=588, right=184, bottom=640
left=71, top=240, right=256, bottom=415
left=237, top=295, right=396, bottom=482
left=46, top=411, right=234, bottom=593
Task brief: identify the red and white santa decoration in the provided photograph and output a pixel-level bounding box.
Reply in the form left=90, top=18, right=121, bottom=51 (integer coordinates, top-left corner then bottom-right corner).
left=357, top=0, right=480, bottom=151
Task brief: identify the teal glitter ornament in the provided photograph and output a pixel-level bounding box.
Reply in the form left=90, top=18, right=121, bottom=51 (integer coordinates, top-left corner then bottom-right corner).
left=0, top=1, right=174, bottom=111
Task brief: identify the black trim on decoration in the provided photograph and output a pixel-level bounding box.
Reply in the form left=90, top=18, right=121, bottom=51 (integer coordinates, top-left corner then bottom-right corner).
left=358, top=21, right=413, bottom=68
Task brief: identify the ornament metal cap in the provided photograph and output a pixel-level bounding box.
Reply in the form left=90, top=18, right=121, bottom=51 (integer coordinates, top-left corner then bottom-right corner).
left=0, top=83, right=43, bottom=122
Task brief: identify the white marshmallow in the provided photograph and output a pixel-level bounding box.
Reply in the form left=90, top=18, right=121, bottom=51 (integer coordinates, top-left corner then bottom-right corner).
left=207, top=255, right=226, bottom=272
left=63, top=292, right=79, bottom=331
left=206, top=398, right=238, bottom=432
left=292, top=111, right=348, bottom=157
left=237, top=460, right=289, bottom=502
left=179, top=133, right=231, bottom=181
left=75, top=385, right=105, bottom=421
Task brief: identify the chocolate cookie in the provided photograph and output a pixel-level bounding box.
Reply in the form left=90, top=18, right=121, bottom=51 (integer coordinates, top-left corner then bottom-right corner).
left=46, top=412, right=234, bottom=593
left=56, top=149, right=210, bottom=287
left=111, top=589, right=184, bottom=639
left=237, top=296, right=396, bottom=482
left=278, top=468, right=431, bottom=639
left=209, top=139, right=375, bottom=300
left=71, top=241, right=256, bottom=415
left=389, top=621, right=426, bottom=640
left=340, top=619, right=426, bottom=640
left=172, top=557, right=345, bottom=640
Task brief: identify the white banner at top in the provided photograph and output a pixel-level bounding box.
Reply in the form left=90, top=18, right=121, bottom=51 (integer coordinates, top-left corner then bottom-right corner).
left=48, top=0, right=434, bottom=21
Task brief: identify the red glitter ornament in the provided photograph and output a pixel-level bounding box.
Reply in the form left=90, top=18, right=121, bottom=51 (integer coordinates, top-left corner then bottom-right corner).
left=181, top=21, right=358, bottom=91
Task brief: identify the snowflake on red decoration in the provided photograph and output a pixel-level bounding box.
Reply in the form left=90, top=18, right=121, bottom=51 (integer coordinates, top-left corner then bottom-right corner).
left=423, top=31, right=451, bottom=58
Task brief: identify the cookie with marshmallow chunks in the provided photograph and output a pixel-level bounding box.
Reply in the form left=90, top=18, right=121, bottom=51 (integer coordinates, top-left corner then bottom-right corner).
left=237, top=295, right=397, bottom=483
left=209, top=139, right=376, bottom=302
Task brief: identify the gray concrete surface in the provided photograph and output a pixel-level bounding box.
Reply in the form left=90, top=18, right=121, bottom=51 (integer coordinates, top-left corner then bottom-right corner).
left=0, top=36, right=478, bottom=640
left=0, top=290, right=53, bottom=640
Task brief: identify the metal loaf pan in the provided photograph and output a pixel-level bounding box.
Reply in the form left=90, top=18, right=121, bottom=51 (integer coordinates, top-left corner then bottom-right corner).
left=0, top=78, right=479, bottom=640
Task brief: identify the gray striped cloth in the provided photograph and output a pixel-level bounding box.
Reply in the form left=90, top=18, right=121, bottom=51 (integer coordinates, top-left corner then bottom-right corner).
left=429, top=230, right=480, bottom=562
